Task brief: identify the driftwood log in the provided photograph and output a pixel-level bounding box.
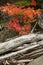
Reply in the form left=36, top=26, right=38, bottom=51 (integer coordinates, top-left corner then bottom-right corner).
left=0, top=34, right=43, bottom=54
left=0, top=34, right=43, bottom=60
left=0, top=40, right=43, bottom=60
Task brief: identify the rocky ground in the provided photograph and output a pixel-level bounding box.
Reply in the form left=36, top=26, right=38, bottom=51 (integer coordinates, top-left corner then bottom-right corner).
left=28, top=55, right=43, bottom=65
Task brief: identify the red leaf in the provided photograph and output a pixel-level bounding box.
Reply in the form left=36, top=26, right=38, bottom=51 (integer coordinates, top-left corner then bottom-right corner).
left=31, top=0, right=36, bottom=6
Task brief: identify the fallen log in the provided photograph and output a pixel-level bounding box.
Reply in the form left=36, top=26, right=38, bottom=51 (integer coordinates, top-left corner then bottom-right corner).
left=0, top=34, right=43, bottom=54
left=0, top=34, right=36, bottom=54
left=0, top=40, right=43, bottom=60
left=19, top=48, right=43, bottom=59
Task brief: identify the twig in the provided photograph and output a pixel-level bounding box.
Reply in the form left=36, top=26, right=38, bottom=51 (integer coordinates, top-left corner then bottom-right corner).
left=31, top=22, right=37, bottom=33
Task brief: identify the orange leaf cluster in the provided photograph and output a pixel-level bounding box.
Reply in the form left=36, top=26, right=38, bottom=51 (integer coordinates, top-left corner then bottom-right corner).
left=8, top=17, right=31, bottom=35
left=0, top=3, right=41, bottom=18
left=0, top=3, right=41, bottom=35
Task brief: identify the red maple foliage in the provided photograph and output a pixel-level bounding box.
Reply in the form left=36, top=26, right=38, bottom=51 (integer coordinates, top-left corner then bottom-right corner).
left=31, top=0, right=36, bottom=6
left=0, top=3, right=41, bottom=35
left=22, top=8, right=34, bottom=19
left=8, top=18, right=22, bottom=32
left=8, top=16, right=31, bottom=35
left=0, top=3, right=41, bottom=17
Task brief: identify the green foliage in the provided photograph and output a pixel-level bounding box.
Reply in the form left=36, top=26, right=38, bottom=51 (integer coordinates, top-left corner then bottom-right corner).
left=0, top=0, right=43, bottom=8
left=0, top=0, right=31, bottom=6
left=36, top=0, right=43, bottom=8
left=0, top=11, right=10, bottom=23
left=14, top=0, right=31, bottom=7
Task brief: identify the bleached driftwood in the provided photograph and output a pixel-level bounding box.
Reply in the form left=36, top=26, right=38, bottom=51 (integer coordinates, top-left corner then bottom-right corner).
left=12, top=59, right=31, bottom=63
left=0, top=34, right=36, bottom=54
left=19, top=49, right=43, bottom=59
left=0, top=34, right=43, bottom=54
left=0, top=40, right=43, bottom=60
